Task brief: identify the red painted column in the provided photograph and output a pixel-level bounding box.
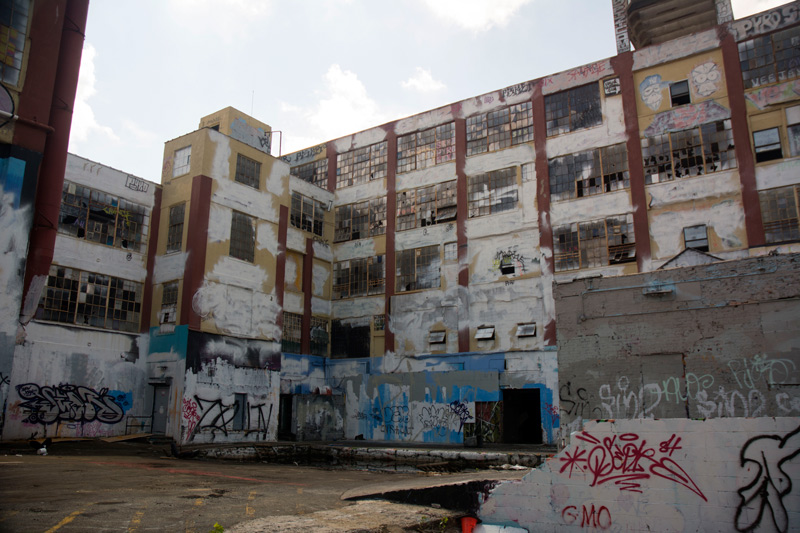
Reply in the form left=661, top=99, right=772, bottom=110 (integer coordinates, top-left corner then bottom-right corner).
left=301, top=238, right=314, bottom=354
left=326, top=142, right=337, bottom=192
left=531, top=81, right=557, bottom=347
left=21, top=0, right=90, bottom=317
left=719, top=28, right=764, bottom=247
left=275, top=205, right=289, bottom=334
left=140, top=187, right=163, bottom=332
left=611, top=52, right=652, bottom=271
left=181, top=176, right=212, bottom=330
left=384, top=128, right=397, bottom=354
left=454, top=114, right=470, bottom=353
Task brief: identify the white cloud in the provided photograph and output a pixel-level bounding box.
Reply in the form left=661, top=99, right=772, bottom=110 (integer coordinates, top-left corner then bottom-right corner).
left=402, top=67, right=446, bottom=93
left=731, top=0, right=789, bottom=17
left=419, top=0, right=533, bottom=32
left=122, top=119, right=159, bottom=145
left=69, top=43, right=118, bottom=146
left=166, top=0, right=271, bottom=40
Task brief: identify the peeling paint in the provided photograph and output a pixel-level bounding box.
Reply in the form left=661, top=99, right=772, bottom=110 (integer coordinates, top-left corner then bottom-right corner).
left=153, top=252, right=188, bottom=285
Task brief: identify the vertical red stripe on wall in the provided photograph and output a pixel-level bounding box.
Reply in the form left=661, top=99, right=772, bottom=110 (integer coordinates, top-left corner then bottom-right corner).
left=141, top=187, right=162, bottom=332
left=719, top=29, right=764, bottom=247
left=454, top=115, right=470, bottom=353
left=611, top=52, right=652, bottom=271
left=301, top=238, right=314, bottom=354
left=385, top=128, right=397, bottom=354
left=182, top=175, right=213, bottom=330
left=326, top=141, right=338, bottom=192
left=275, top=205, right=289, bottom=332
left=531, top=81, right=557, bottom=346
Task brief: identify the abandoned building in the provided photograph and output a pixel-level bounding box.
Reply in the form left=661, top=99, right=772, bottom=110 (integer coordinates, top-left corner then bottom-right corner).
left=1, top=0, right=798, bottom=458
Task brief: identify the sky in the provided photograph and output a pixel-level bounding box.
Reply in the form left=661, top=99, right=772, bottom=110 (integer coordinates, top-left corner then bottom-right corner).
left=67, top=0, right=789, bottom=184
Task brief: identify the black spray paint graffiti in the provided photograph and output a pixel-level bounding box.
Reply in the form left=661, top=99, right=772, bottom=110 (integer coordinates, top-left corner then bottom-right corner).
left=16, top=383, right=125, bottom=425
left=0, top=373, right=9, bottom=386
left=559, top=381, right=595, bottom=418
left=187, top=395, right=273, bottom=441
left=735, top=425, right=800, bottom=533
left=418, top=405, right=453, bottom=437
left=493, top=247, right=532, bottom=276
left=449, top=400, right=473, bottom=431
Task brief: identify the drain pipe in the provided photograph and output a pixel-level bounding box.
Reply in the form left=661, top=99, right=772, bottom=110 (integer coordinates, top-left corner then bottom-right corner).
left=20, top=0, right=90, bottom=324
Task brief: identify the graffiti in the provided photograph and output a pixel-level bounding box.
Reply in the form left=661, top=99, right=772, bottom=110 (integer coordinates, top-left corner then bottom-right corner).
left=245, top=403, right=272, bottom=439
left=598, top=376, right=662, bottom=420
left=776, top=392, right=800, bottom=414
left=562, top=504, right=612, bottom=529
left=735, top=425, right=800, bottom=533
left=567, top=63, right=607, bottom=83
left=612, top=0, right=629, bottom=54
left=728, top=354, right=797, bottom=390
left=418, top=405, right=454, bottom=437
left=0, top=373, right=8, bottom=386
left=483, top=95, right=494, bottom=104
left=731, top=5, right=800, bottom=40
left=504, top=280, right=514, bottom=286
left=559, top=431, right=707, bottom=500
left=465, top=401, right=502, bottom=444
left=745, top=80, right=800, bottom=110
left=492, top=247, right=530, bottom=276
left=16, top=383, right=126, bottom=425
left=230, top=118, right=271, bottom=154
left=716, top=0, right=733, bottom=24
left=124, top=175, right=149, bottom=192
left=281, top=143, right=326, bottom=165
left=191, top=396, right=238, bottom=439
left=544, top=403, right=560, bottom=428
left=603, top=77, right=621, bottom=96
left=182, top=397, right=201, bottom=438
left=102, top=205, right=133, bottom=225
left=501, top=82, right=531, bottom=99
left=640, top=74, right=667, bottom=111
left=370, top=406, right=411, bottom=438
left=312, top=235, right=330, bottom=248
left=448, top=400, right=473, bottom=431
left=161, top=154, right=173, bottom=179
left=560, top=382, right=593, bottom=418
left=643, top=100, right=730, bottom=136
left=690, top=61, right=721, bottom=97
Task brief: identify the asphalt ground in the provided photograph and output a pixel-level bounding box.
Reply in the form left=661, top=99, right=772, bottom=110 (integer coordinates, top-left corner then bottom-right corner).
left=0, top=440, right=522, bottom=532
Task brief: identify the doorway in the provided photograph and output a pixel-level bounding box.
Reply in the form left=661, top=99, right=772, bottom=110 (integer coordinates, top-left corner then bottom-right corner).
left=502, top=388, right=542, bottom=444
left=151, top=385, right=170, bottom=434
left=278, top=394, right=294, bottom=440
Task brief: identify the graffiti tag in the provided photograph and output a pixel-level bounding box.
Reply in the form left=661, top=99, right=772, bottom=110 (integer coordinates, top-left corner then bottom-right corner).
left=16, top=383, right=126, bottom=425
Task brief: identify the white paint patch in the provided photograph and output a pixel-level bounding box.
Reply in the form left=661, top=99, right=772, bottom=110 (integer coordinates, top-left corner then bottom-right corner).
left=633, top=29, right=719, bottom=70
left=19, top=274, right=46, bottom=326
left=253, top=290, right=281, bottom=339
left=395, top=223, right=456, bottom=251
left=0, top=193, right=30, bottom=333
left=66, top=154, right=156, bottom=208
left=193, top=282, right=280, bottom=339
left=311, top=296, right=331, bottom=316
left=463, top=144, right=535, bottom=176
left=467, top=211, right=538, bottom=240
left=313, top=240, right=333, bottom=262
left=333, top=239, right=377, bottom=261
left=755, top=159, right=800, bottom=190
left=264, top=157, right=290, bottom=199
left=207, top=203, right=232, bottom=243
left=332, top=296, right=384, bottom=319
left=256, top=221, right=278, bottom=255
left=648, top=171, right=741, bottom=208
left=312, top=262, right=330, bottom=296
left=542, top=59, right=613, bottom=95
left=546, top=99, right=627, bottom=158
left=285, top=254, right=298, bottom=286
left=469, top=233, right=543, bottom=284
left=283, top=290, right=303, bottom=314
left=334, top=128, right=387, bottom=153
left=212, top=178, right=277, bottom=223
left=53, top=237, right=148, bottom=282
left=396, top=163, right=457, bottom=191
left=650, top=199, right=745, bottom=259
left=207, top=256, right=269, bottom=291
left=395, top=107, right=455, bottom=136
left=334, top=177, right=386, bottom=205
left=467, top=282, right=544, bottom=353
left=286, top=227, right=306, bottom=254
left=550, top=190, right=633, bottom=227
left=210, top=131, right=232, bottom=181
left=153, top=251, right=188, bottom=284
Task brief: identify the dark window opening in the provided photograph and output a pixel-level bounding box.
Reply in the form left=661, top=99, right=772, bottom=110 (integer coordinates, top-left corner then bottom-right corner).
left=754, top=127, right=783, bottom=162
left=670, top=80, right=690, bottom=106
left=331, top=321, right=370, bottom=358
left=502, top=389, right=542, bottom=444
left=684, top=225, right=709, bottom=251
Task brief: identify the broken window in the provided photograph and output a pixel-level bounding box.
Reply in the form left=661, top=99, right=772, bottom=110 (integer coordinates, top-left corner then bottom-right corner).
left=336, top=141, right=387, bottom=188
left=334, top=198, right=386, bottom=242
left=290, top=191, right=324, bottom=236
left=58, top=181, right=149, bottom=252
left=516, top=323, right=537, bottom=337
left=753, top=127, right=783, bottom=163
left=373, top=315, right=385, bottom=331
left=738, top=25, right=800, bottom=89
left=291, top=158, right=328, bottom=189
left=395, top=180, right=456, bottom=231
left=333, top=255, right=385, bottom=299
left=173, top=146, right=192, bottom=177
left=760, top=185, right=800, bottom=244
left=310, top=316, right=329, bottom=356
left=234, top=153, right=261, bottom=189
left=684, top=225, right=709, bottom=251
left=466, top=102, right=533, bottom=156
left=396, top=245, right=441, bottom=292
left=397, top=122, right=456, bottom=173
left=548, top=143, right=630, bottom=202
left=160, top=281, right=179, bottom=324
left=468, top=167, right=518, bottom=218
left=642, top=120, right=736, bottom=184
left=670, top=80, right=690, bottom=106
left=553, top=214, right=636, bottom=272
left=281, top=312, right=302, bottom=353
left=36, top=266, right=143, bottom=332
left=0, top=0, right=29, bottom=85
left=788, top=105, right=800, bottom=157
left=429, top=331, right=446, bottom=346
left=166, top=203, right=185, bottom=253
left=444, top=242, right=458, bottom=262
left=230, top=210, right=255, bottom=262
left=544, top=83, right=602, bottom=137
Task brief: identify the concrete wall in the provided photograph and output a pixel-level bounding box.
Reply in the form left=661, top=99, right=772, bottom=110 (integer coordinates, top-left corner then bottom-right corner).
left=479, top=417, right=800, bottom=533
left=555, top=254, right=800, bottom=438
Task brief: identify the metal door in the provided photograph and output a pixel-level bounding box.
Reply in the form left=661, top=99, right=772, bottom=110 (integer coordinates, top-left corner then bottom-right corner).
left=152, top=385, right=170, bottom=434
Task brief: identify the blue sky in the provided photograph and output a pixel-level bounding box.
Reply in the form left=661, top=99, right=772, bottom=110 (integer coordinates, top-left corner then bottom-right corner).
left=67, top=0, right=788, bottom=183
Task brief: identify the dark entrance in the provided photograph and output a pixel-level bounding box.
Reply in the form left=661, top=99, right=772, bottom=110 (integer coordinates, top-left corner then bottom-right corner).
left=278, top=394, right=294, bottom=440
left=502, top=388, right=542, bottom=444
left=151, top=384, right=170, bottom=434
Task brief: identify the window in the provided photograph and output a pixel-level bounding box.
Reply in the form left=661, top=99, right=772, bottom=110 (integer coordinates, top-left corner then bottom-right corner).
left=684, top=225, right=709, bottom=251
left=310, top=316, right=329, bottom=357
left=788, top=105, right=800, bottom=157
left=670, top=80, right=690, bottom=106
left=166, top=203, right=185, bottom=253
left=291, top=159, right=328, bottom=189
left=230, top=211, right=255, bottom=262
left=444, top=242, right=458, bottom=262
left=333, top=255, right=385, bottom=299
left=397, top=122, right=455, bottom=173
left=396, top=180, right=457, bottom=231
left=516, top=323, right=537, bottom=337
left=235, top=154, right=261, bottom=189
left=373, top=315, right=385, bottom=331
left=173, top=146, right=191, bottom=177
left=548, top=143, right=630, bottom=202
left=336, top=141, right=387, bottom=189
left=396, top=245, right=441, bottom=292
left=0, top=0, right=29, bottom=85
left=281, top=312, right=302, bottom=353
left=545, top=83, right=602, bottom=137
left=753, top=127, right=783, bottom=162
left=642, top=120, right=736, bottom=184
left=290, top=192, right=324, bottom=236
left=160, top=281, right=179, bottom=324
left=468, top=167, right=518, bottom=218
left=36, top=266, right=143, bottom=332
left=334, top=197, right=386, bottom=242
left=466, top=102, right=533, bottom=156
left=429, top=331, right=446, bottom=346
left=760, top=185, right=800, bottom=243
left=738, top=25, right=800, bottom=88
left=553, top=214, right=636, bottom=272
left=58, top=182, right=149, bottom=252
left=475, top=325, right=495, bottom=340
left=232, top=394, right=247, bottom=431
